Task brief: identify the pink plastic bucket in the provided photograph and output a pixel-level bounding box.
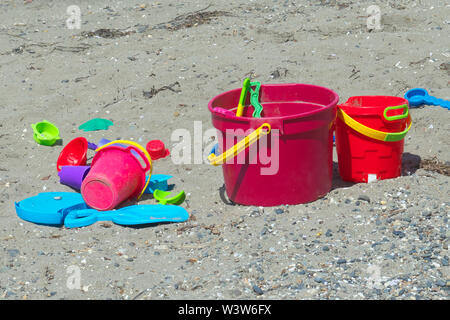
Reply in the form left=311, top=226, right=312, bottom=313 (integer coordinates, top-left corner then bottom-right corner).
left=81, top=145, right=150, bottom=211
left=208, top=83, right=339, bottom=206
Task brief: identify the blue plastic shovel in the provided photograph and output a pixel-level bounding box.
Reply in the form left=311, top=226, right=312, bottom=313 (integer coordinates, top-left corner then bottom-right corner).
left=405, top=88, right=450, bottom=110
left=15, top=192, right=86, bottom=226
left=64, top=204, right=189, bottom=228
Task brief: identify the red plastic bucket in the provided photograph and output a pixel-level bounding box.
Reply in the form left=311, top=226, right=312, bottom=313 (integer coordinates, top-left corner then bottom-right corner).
left=335, top=96, right=412, bottom=183
left=81, top=144, right=151, bottom=210
left=208, top=83, right=339, bottom=206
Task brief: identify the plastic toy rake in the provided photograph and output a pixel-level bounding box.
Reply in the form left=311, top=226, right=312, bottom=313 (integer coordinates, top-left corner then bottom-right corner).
left=235, top=78, right=264, bottom=118
left=249, top=81, right=263, bottom=118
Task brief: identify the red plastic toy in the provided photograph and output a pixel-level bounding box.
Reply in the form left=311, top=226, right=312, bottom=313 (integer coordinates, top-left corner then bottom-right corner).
left=56, top=137, right=88, bottom=172
left=146, top=140, right=170, bottom=160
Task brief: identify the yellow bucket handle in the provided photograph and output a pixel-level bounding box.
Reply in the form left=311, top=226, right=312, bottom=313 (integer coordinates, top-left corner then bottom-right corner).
left=95, top=140, right=152, bottom=200
left=337, top=108, right=412, bottom=142
left=208, top=123, right=271, bottom=166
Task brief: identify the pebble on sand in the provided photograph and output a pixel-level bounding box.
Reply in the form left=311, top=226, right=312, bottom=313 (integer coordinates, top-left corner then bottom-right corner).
left=252, top=284, right=264, bottom=295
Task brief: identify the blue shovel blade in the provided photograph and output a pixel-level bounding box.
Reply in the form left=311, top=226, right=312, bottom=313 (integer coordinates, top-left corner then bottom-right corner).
left=64, top=204, right=189, bottom=228
left=15, top=192, right=85, bottom=226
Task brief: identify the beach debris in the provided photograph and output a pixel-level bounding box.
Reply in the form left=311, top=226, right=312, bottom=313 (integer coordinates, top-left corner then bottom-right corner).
left=420, top=157, right=450, bottom=176
left=409, top=57, right=428, bottom=66
left=143, top=81, right=181, bottom=99
left=439, top=62, right=450, bottom=75
left=152, top=5, right=231, bottom=31
left=81, top=28, right=135, bottom=39
left=52, top=44, right=91, bottom=53
left=270, top=68, right=288, bottom=79
left=395, top=61, right=405, bottom=69
left=348, top=66, right=361, bottom=80
left=1, top=40, right=91, bottom=56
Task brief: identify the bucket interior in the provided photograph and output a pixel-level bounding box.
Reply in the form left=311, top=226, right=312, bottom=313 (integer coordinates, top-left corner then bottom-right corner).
left=230, top=102, right=327, bottom=118
left=36, top=122, right=58, bottom=137
left=339, top=96, right=409, bottom=131
left=57, top=138, right=88, bottom=170
left=347, top=96, right=406, bottom=108
left=66, top=141, right=86, bottom=161
left=343, top=96, right=408, bottom=118
left=209, top=83, right=339, bottom=120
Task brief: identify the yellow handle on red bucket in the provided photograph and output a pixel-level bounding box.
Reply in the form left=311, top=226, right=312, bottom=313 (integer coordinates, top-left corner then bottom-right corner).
left=95, top=140, right=152, bottom=200
left=337, top=108, right=412, bottom=142
left=208, top=123, right=271, bottom=166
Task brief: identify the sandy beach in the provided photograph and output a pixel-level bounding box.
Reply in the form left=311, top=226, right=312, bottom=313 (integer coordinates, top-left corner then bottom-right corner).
left=0, top=0, right=448, bottom=300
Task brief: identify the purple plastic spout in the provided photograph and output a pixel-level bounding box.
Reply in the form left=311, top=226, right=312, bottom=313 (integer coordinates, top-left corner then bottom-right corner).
left=58, top=166, right=91, bottom=190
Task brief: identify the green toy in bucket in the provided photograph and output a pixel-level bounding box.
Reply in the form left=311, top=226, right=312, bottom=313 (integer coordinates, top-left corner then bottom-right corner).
left=235, top=78, right=264, bottom=118
left=249, top=81, right=263, bottom=118
left=236, top=78, right=250, bottom=117
left=31, top=120, right=61, bottom=146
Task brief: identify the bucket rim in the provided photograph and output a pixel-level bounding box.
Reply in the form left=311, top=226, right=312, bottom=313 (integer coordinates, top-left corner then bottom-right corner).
left=339, top=95, right=409, bottom=114
left=208, top=83, right=339, bottom=124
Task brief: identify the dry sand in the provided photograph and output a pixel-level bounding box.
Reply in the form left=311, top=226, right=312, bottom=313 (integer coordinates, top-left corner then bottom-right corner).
left=0, top=0, right=448, bottom=300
